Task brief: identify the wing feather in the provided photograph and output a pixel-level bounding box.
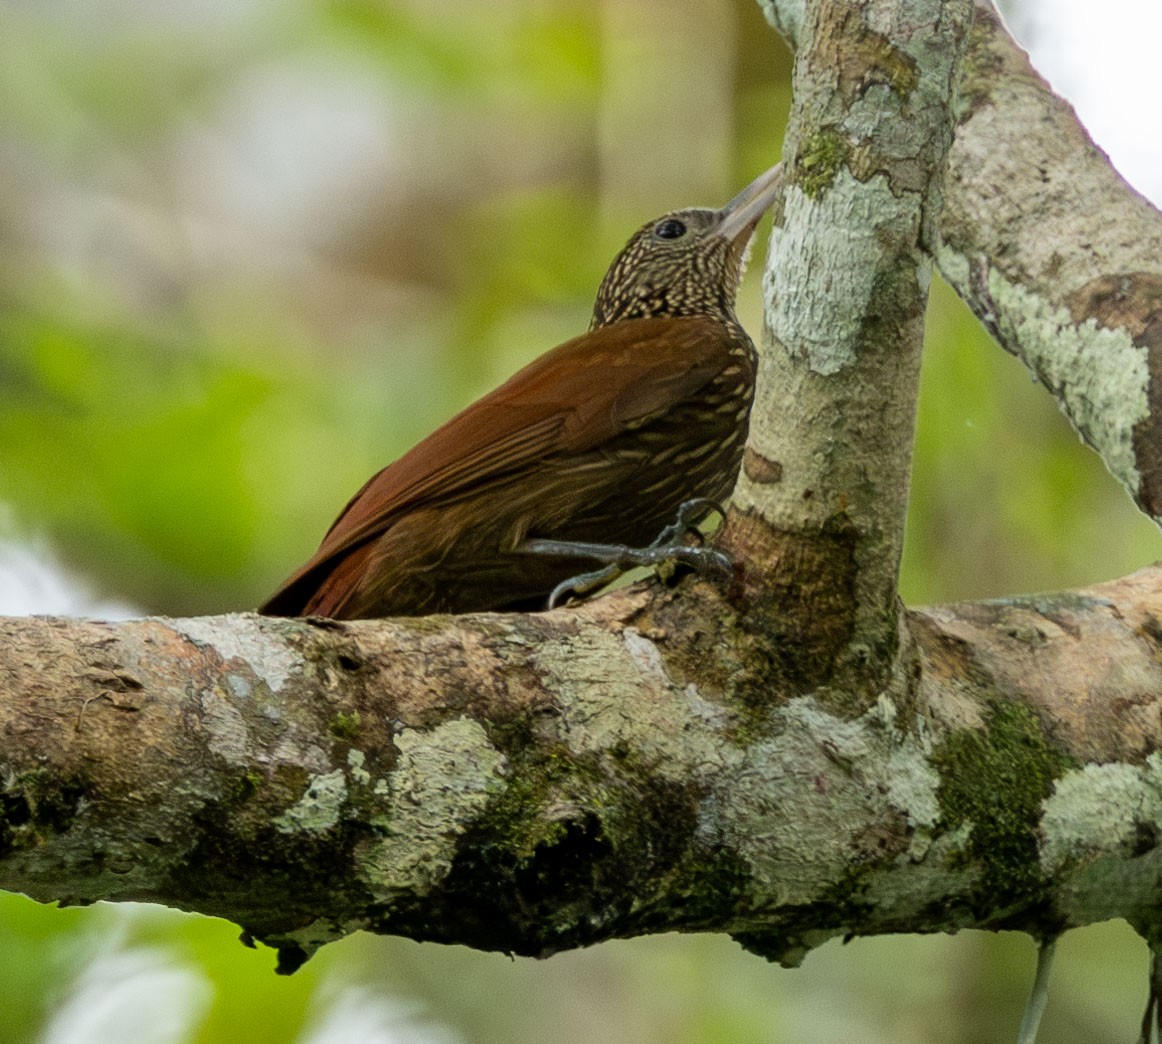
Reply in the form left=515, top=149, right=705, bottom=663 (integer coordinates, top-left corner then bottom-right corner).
left=260, top=315, right=736, bottom=614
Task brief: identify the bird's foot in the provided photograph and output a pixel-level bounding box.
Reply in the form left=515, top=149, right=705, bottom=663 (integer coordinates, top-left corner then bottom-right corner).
left=545, top=563, right=623, bottom=606
left=649, top=497, right=728, bottom=548
left=521, top=498, right=732, bottom=609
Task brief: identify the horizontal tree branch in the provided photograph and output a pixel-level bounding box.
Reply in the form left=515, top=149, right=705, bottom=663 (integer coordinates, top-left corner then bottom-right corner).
left=2, top=567, right=1161, bottom=970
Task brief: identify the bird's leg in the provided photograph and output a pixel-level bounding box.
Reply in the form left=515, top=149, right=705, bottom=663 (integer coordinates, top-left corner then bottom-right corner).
left=520, top=498, right=732, bottom=609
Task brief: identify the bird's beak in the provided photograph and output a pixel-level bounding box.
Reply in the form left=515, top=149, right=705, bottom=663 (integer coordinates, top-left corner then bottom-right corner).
left=714, top=162, right=784, bottom=246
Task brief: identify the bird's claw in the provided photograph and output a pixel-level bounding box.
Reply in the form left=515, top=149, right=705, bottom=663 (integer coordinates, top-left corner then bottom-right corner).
left=547, top=566, right=622, bottom=610
left=649, top=497, right=727, bottom=549
left=530, top=498, right=733, bottom=609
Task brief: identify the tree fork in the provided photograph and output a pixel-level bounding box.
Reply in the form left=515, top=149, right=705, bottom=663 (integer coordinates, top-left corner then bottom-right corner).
left=2, top=0, right=1162, bottom=984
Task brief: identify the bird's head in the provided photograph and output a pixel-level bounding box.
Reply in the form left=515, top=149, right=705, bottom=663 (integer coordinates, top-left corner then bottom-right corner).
left=591, top=163, right=783, bottom=329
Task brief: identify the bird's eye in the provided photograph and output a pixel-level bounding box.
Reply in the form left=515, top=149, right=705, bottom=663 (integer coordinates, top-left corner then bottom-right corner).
left=653, top=219, right=687, bottom=240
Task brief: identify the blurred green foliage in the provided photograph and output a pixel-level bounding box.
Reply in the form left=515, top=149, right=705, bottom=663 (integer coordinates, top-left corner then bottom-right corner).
left=0, top=0, right=1158, bottom=1041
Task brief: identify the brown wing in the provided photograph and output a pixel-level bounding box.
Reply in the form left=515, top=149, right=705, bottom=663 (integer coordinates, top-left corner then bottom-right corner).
left=259, top=315, right=738, bottom=615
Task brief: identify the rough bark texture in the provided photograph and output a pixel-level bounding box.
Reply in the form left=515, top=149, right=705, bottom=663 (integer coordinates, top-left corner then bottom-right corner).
left=941, top=3, right=1162, bottom=522
left=760, top=0, right=1162, bottom=521
left=2, top=570, right=1162, bottom=972
left=2, top=0, right=1162, bottom=981
left=725, top=0, right=973, bottom=701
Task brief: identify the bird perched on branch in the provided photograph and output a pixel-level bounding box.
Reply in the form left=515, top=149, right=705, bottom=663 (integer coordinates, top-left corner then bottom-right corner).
left=260, top=163, right=782, bottom=619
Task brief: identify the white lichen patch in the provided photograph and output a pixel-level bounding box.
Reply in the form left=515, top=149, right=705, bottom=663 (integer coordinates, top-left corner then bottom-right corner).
left=683, top=684, right=735, bottom=732
left=708, top=696, right=940, bottom=907
left=200, top=686, right=250, bottom=764
left=886, top=745, right=941, bottom=853
left=360, top=718, right=507, bottom=896
left=622, top=629, right=670, bottom=684
left=764, top=175, right=920, bottom=376
left=269, top=738, right=331, bottom=775
left=1040, top=756, right=1162, bottom=874
left=224, top=674, right=252, bottom=700
left=534, top=635, right=945, bottom=913
left=347, top=748, right=371, bottom=786
left=989, top=269, right=1149, bottom=497
left=935, top=246, right=1149, bottom=501
left=275, top=769, right=348, bottom=834
left=534, top=631, right=732, bottom=779
left=534, top=631, right=654, bottom=753
left=758, top=0, right=804, bottom=44
left=173, top=614, right=299, bottom=692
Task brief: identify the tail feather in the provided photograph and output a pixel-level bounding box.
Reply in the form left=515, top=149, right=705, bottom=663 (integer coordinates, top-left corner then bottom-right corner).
left=257, top=541, right=377, bottom=619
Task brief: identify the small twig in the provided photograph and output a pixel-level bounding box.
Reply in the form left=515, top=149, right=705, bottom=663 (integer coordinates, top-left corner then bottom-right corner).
left=1016, top=937, right=1056, bottom=1044
left=1138, top=946, right=1162, bottom=1044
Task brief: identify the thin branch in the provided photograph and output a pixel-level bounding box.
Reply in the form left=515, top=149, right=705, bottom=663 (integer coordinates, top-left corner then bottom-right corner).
left=1017, top=938, right=1056, bottom=1044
